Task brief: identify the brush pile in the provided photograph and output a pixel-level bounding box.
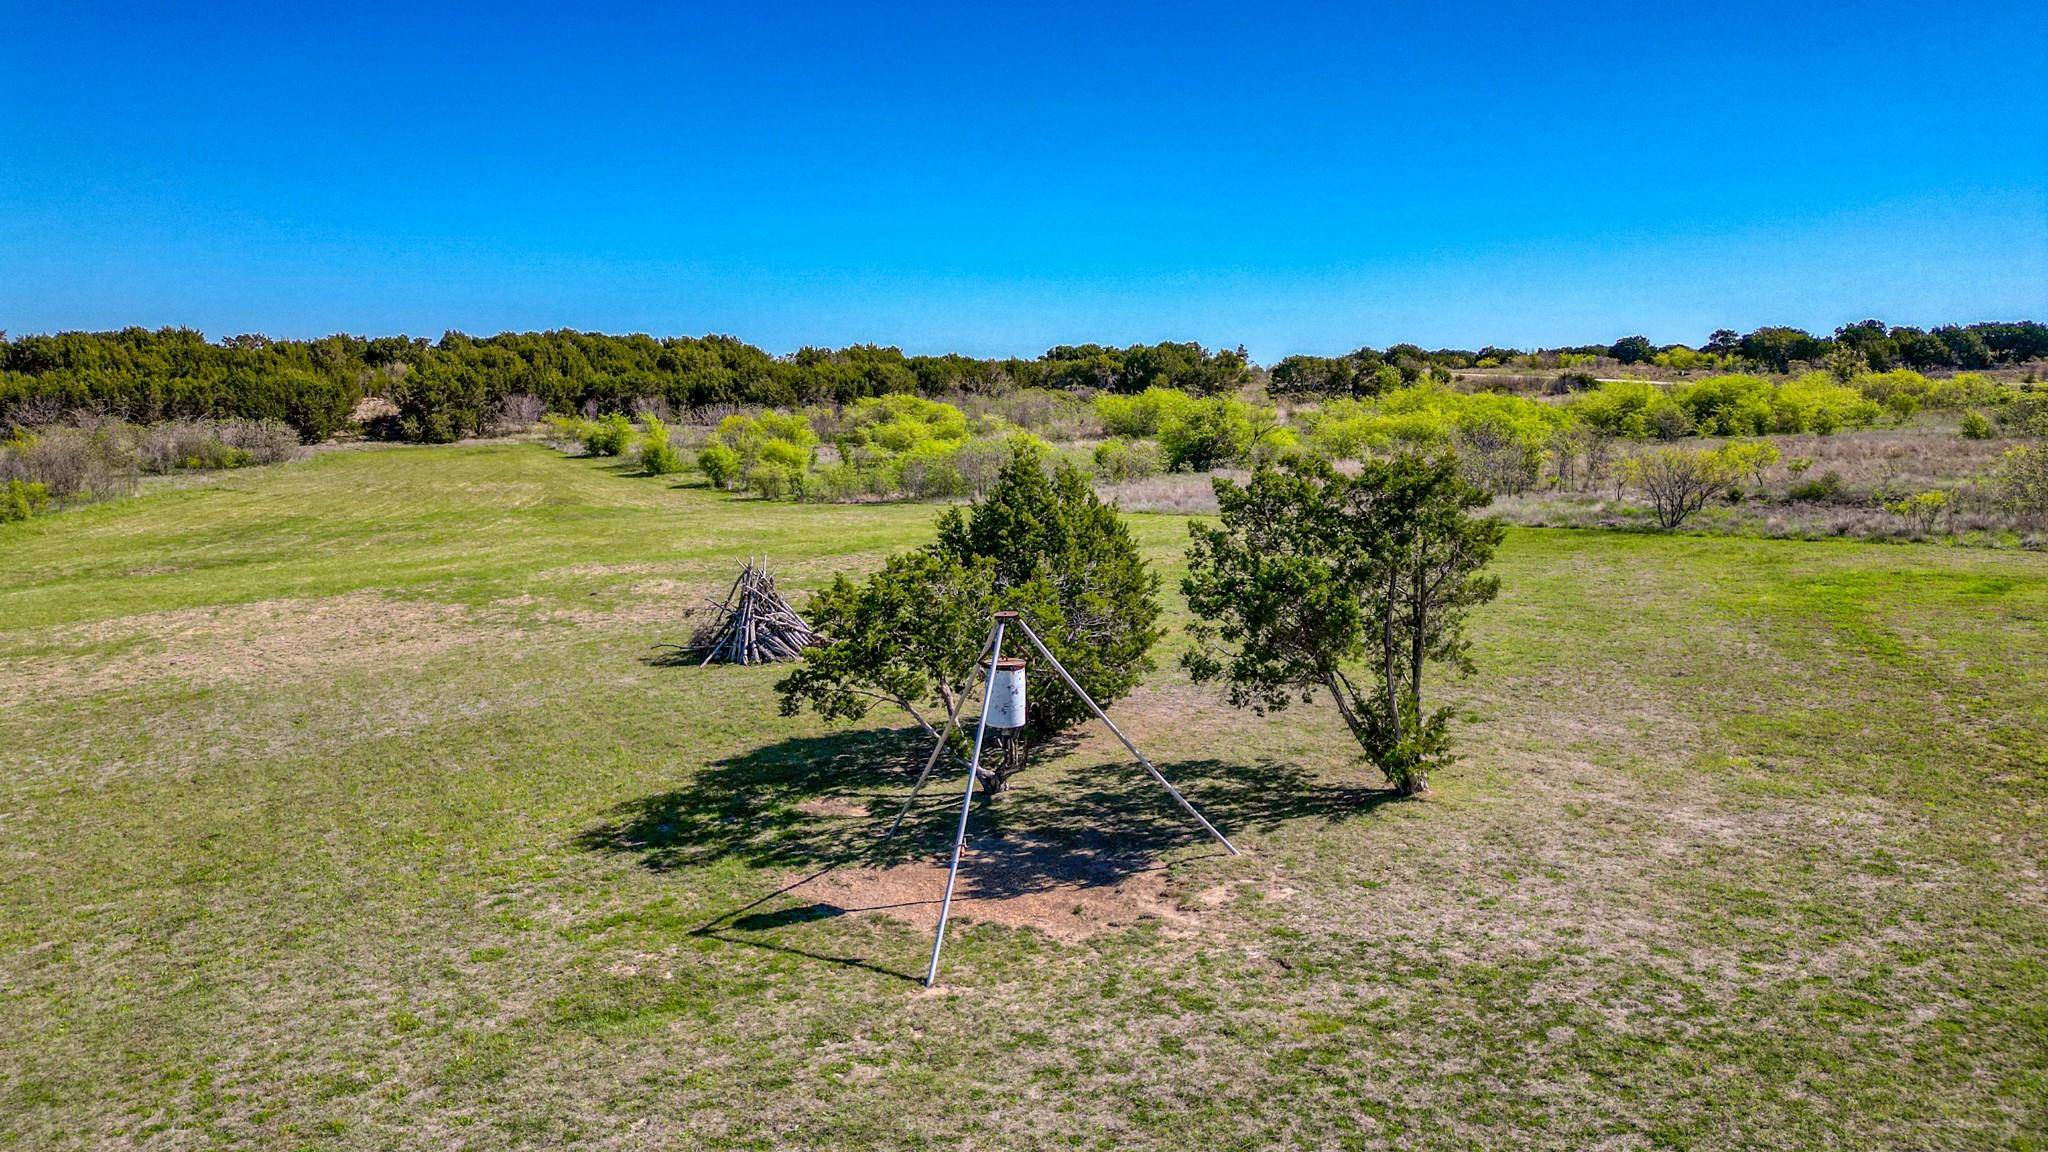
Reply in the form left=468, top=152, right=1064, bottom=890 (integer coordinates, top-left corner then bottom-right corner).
left=664, top=558, right=818, bottom=665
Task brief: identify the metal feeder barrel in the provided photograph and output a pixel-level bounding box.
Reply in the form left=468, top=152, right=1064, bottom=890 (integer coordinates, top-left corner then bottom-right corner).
left=982, top=657, right=1026, bottom=729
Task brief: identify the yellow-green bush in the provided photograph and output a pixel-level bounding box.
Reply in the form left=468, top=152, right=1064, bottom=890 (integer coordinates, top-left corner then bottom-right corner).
left=1573, top=375, right=1879, bottom=438
left=1855, top=369, right=2007, bottom=415
left=1568, top=380, right=1692, bottom=439
left=1092, top=437, right=1163, bottom=483
left=1771, top=374, right=1883, bottom=434
left=1095, top=387, right=1197, bottom=437
left=705, top=411, right=818, bottom=500
left=1158, top=396, right=1264, bottom=472
left=696, top=442, right=742, bottom=488
left=1310, top=386, right=1563, bottom=455
left=582, top=413, right=632, bottom=456
left=637, top=416, right=684, bottom=475
left=1, top=478, right=50, bottom=522
left=834, top=394, right=970, bottom=455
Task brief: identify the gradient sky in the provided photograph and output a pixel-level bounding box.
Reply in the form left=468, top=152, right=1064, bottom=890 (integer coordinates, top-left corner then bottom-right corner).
left=4, top=0, right=2044, bottom=360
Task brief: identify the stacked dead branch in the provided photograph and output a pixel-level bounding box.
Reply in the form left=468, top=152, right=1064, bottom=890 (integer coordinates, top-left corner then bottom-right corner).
left=661, top=558, right=818, bottom=666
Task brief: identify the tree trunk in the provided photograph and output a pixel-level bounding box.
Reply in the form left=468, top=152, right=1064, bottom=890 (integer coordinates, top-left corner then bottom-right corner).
left=978, top=731, right=1028, bottom=799
left=1409, top=547, right=1427, bottom=710
left=1381, top=565, right=1402, bottom=745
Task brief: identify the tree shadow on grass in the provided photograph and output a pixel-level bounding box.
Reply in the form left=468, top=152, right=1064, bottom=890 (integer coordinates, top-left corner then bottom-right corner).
left=576, top=726, right=1406, bottom=979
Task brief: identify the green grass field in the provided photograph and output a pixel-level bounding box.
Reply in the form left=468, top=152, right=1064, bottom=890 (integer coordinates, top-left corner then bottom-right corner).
left=3, top=443, right=2045, bottom=1150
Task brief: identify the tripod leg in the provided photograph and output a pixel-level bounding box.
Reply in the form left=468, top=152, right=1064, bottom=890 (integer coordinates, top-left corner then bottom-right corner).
left=925, top=620, right=1007, bottom=987
left=1012, top=618, right=1240, bottom=856
left=883, top=629, right=998, bottom=840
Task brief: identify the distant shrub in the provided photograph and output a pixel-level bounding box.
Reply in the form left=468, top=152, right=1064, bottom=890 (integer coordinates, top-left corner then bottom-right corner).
left=583, top=413, right=632, bottom=456
left=1771, top=374, right=1883, bottom=434
left=696, top=442, right=742, bottom=488
left=541, top=414, right=591, bottom=452
left=487, top=392, right=546, bottom=435
left=833, top=394, right=970, bottom=456
left=138, top=422, right=220, bottom=473
left=896, top=439, right=969, bottom=499
left=1570, top=380, right=1689, bottom=439
left=1717, top=439, right=1782, bottom=489
left=1622, top=446, right=1736, bottom=530
left=136, top=420, right=274, bottom=473
left=218, top=419, right=301, bottom=465
left=696, top=411, right=819, bottom=501
left=1155, top=397, right=1246, bottom=472
left=1674, top=374, right=1776, bottom=436
left=1249, top=424, right=1302, bottom=467
left=1453, top=412, right=1544, bottom=494
left=0, top=478, right=49, bottom=522
left=962, top=388, right=1098, bottom=439
left=1652, top=346, right=1735, bottom=372
left=950, top=436, right=1041, bottom=501
left=1787, top=471, right=1845, bottom=503
left=1998, top=394, right=2048, bottom=437
left=0, top=426, right=138, bottom=503
left=1093, top=437, right=1163, bottom=483
left=1095, top=387, right=1196, bottom=437
left=1887, top=490, right=1949, bottom=534
left=1855, top=369, right=2005, bottom=415
left=1996, top=445, right=2048, bottom=529
left=747, top=438, right=810, bottom=500
left=637, top=416, right=684, bottom=475
left=1960, top=410, right=1994, bottom=440
left=1572, top=374, right=1879, bottom=439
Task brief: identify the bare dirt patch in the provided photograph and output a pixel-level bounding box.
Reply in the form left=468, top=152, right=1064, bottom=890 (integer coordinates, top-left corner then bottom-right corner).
left=0, top=593, right=480, bottom=704
left=794, top=796, right=872, bottom=819
left=795, top=837, right=1192, bottom=943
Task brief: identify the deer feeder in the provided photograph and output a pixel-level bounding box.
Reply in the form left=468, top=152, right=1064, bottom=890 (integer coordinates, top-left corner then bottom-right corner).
left=984, top=658, right=1026, bottom=729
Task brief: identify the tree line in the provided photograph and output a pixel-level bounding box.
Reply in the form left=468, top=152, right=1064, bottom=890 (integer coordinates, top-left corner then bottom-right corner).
left=0, top=328, right=1252, bottom=443
left=1270, top=320, right=2048, bottom=395
left=2, top=321, right=2040, bottom=443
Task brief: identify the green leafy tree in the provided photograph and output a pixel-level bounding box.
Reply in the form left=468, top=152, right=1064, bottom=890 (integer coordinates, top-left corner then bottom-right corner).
left=1738, top=327, right=1821, bottom=372
left=1608, top=335, right=1654, bottom=364
left=1182, top=454, right=1502, bottom=796
left=778, top=443, right=1160, bottom=795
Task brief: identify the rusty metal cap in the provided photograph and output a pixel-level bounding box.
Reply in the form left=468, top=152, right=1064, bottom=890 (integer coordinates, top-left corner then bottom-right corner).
left=983, top=657, right=1026, bottom=670
left=992, top=610, right=1021, bottom=620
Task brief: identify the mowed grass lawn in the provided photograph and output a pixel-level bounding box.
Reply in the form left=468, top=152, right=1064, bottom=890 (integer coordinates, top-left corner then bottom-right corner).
left=2, top=442, right=2045, bottom=1151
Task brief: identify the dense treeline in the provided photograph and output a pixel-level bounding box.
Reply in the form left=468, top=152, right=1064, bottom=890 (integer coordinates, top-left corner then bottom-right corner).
left=0, top=328, right=1250, bottom=442
left=1270, top=320, right=2048, bottom=397
left=1, top=321, right=2040, bottom=442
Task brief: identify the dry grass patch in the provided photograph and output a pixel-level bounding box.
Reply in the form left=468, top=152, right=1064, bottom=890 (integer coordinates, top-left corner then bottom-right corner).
left=0, top=592, right=478, bottom=705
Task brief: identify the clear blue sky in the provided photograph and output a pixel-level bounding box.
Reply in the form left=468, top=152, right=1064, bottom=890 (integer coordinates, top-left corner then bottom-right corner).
left=4, top=0, right=2044, bottom=361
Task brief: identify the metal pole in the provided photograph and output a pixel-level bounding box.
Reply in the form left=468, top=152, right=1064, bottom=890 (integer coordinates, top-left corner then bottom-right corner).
left=1012, top=617, right=1239, bottom=856
left=883, top=628, right=998, bottom=839
left=925, top=616, right=1008, bottom=987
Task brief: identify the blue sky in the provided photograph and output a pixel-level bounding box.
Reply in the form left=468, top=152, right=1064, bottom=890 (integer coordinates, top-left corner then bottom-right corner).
left=4, top=0, right=2044, bottom=360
